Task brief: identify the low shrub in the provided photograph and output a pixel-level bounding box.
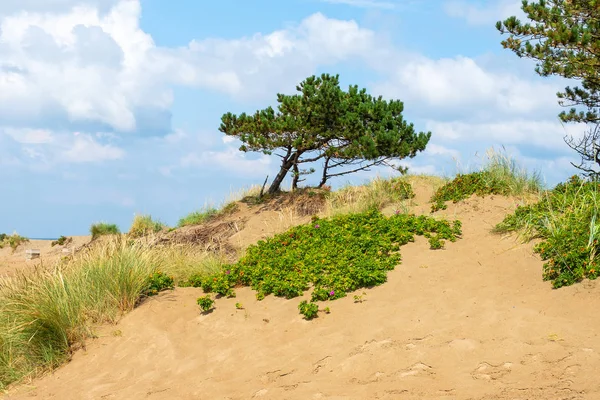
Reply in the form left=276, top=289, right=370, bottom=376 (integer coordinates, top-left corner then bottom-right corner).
left=496, top=175, right=600, bottom=288
left=298, top=300, right=319, bottom=320
left=195, top=210, right=461, bottom=317
left=142, top=271, right=175, bottom=297
left=197, top=296, right=214, bottom=313
left=90, top=223, right=120, bottom=240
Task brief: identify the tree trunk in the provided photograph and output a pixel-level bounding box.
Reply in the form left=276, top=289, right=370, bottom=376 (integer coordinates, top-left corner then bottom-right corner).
left=318, top=156, right=331, bottom=187
left=268, top=152, right=296, bottom=194
left=292, top=163, right=300, bottom=191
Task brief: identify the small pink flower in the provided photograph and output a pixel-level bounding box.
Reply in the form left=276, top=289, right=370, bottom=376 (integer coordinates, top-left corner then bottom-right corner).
left=225, top=270, right=231, bottom=275
left=329, top=290, right=335, bottom=296
left=315, top=224, right=320, bottom=229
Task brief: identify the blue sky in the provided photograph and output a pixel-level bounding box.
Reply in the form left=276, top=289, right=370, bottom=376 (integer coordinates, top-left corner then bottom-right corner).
left=0, top=0, right=586, bottom=237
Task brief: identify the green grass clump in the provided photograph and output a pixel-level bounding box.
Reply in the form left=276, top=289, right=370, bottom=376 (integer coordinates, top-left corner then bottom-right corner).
left=495, top=175, right=600, bottom=288
left=430, top=149, right=542, bottom=212
left=0, top=233, right=29, bottom=251
left=128, top=214, right=166, bottom=238
left=178, top=202, right=240, bottom=228
left=51, top=236, right=72, bottom=247
left=195, top=209, right=461, bottom=318
left=90, top=223, right=120, bottom=240
left=326, top=176, right=416, bottom=215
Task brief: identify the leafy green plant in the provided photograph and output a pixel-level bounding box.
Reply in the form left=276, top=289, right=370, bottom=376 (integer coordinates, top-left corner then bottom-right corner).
left=51, top=236, right=72, bottom=247
left=496, top=175, right=600, bottom=288
left=353, top=292, right=367, bottom=303
left=197, top=296, right=215, bottom=313
left=298, top=300, right=319, bottom=320
left=128, top=214, right=166, bottom=238
left=235, top=302, right=244, bottom=310
left=142, top=271, right=174, bottom=297
left=194, top=210, right=461, bottom=318
left=90, top=223, right=120, bottom=240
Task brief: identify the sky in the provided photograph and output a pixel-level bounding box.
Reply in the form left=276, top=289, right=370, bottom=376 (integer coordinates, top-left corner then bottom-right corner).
left=0, top=0, right=588, bottom=238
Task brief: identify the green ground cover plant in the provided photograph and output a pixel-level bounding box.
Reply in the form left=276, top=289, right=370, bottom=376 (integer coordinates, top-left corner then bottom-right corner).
left=430, top=150, right=542, bottom=212
left=194, top=209, right=461, bottom=318
left=496, top=175, right=600, bottom=288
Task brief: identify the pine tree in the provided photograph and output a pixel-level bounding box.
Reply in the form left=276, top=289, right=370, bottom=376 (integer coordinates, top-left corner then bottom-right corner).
left=497, top=0, right=600, bottom=176
left=220, top=74, right=431, bottom=194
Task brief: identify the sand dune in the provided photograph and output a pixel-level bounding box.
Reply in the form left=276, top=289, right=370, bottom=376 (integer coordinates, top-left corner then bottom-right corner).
left=0, top=236, right=90, bottom=277
left=3, top=194, right=600, bottom=399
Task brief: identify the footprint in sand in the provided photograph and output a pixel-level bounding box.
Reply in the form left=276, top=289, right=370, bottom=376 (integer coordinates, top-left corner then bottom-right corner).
left=471, top=361, right=512, bottom=381
left=397, top=362, right=435, bottom=378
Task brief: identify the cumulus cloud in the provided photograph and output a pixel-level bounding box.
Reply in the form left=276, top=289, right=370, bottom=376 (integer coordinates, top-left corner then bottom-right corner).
left=374, top=55, right=559, bottom=121
left=0, top=0, right=379, bottom=171
left=62, top=133, right=125, bottom=163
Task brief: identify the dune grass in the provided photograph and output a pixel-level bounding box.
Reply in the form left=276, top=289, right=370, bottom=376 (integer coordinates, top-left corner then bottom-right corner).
left=128, top=214, right=167, bottom=238
left=325, top=176, right=417, bottom=216
left=177, top=185, right=260, bottom=228
left=0, top=238, right=227, bottom=389
left=496, top=175, right=600, bottom=288
left=0, top=233, right=29, bottom=252
left=89, top=223, right=120, bottom=240
left=430, top=148, right=543, bottom=212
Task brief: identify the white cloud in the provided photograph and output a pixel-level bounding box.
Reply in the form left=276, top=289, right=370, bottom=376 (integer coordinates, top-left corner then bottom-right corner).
left=444, top=0, right=523, bottom=26
left=425, top=143, right=461, bottom=159
left=179, top=147, right=272, bottom=178
left=374, top=55, right=558, bottom=119
left=0, top=1, right=377, bottom=147
left=62, top=134, right=124, bottom=163
left=181, top=12, right=377, bottom=100
left=3, top=127, right=54, bottom=143
left=424, top=119, right=586, bottom=152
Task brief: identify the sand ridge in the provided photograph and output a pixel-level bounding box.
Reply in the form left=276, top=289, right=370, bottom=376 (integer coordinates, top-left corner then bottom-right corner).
left=3, top=192, right=600, bottom=399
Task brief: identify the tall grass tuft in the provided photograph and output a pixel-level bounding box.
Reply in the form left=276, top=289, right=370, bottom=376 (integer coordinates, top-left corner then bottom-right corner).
left=325, top=176, right=416, bottom=216
left=430, top=148, right=543, bottom=212
left=0, top=238, right=225, bottom=389
left=128, top=214, right=167, bottom=238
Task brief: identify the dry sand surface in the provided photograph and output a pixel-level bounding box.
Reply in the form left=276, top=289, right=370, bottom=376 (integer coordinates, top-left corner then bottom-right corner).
left=4, top=193, right=600, bottom=399
left=0, top=236, right=90, bottom=277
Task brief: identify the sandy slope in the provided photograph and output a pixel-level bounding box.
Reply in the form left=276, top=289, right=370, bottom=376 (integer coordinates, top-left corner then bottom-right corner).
left=0, top=236, right=90, bottom=277
left=5, top=194, right=600, bottom=399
